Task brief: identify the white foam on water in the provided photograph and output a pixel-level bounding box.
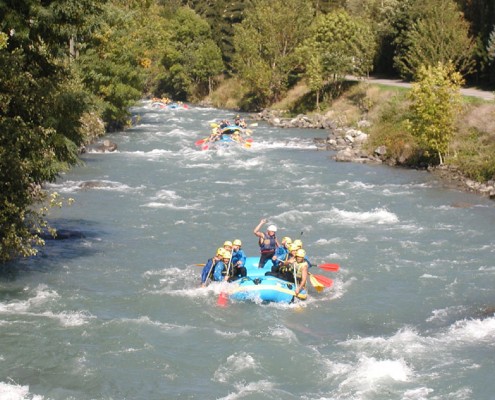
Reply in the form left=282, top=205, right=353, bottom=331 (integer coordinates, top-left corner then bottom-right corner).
left=0, top=381, right=44, bottom=400
left=213, top=352, right=259, bottom=383
left=160, top=127, right=191, bottom=138
left=268, top=324, right=299, bottom=343
left=425, top=306, right=469, bottom=323
left=314, top=237, right=341, bottom=245
left=116, top=315, right=192, bottom=332
left=150, top=189, right=182, bottom=201
left=420, top=274, right=442, bottom=280
left=320, top=207, right=399, bottom=225
left=42, top=310, right=94, bottom=327
left=119, top=149, right=173, bottom=160
left=337, top=180, right=376, bottom=190
left=0, top=286, right=94, bottom=327
left=382, top=188, right=414, bottom=196
left=442, top=315, right=495, bottom=343
left=0, top=285, right=59, bottom=314
left=337, top=356, right=414, bottom=395
left=141, top=202, right=201, bottom=210
left=218, top=380, right=281, bottom=400
left=330, top=317, right=495, bottom=395
left=402, top=387, right=435, bottom=399
left=46, top=180, right=144, bottom=193
left=214, top=329, right=251, bottom=339
left=227, top=156, right=264, bottom=170
left=253, top=139, right=317, bottom=151
left=272, top=209, right=313, bottom=224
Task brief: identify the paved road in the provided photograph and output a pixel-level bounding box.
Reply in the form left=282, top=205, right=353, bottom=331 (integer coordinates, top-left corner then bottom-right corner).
left=347, top=75, right=495, bottom=101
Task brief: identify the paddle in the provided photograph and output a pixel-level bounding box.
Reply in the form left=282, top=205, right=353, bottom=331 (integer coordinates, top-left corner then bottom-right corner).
left=217, top=252, right=233, bottom=307
left=309, top=274, right=325, bottom=293
left=195, top=138, right=209, bottom=146
left=217, top=291, right=228, bottom=307
left=318, top=263, right=340, bottom=272
left=309, top=273, right=333, bottom=288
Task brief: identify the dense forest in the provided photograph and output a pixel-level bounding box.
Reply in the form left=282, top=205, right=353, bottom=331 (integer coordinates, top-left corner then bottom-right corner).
left=1, top=0, right=495, bottom=262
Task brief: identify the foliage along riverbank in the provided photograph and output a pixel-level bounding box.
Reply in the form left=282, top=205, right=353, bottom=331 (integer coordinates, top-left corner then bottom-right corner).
left=206, top=77, right=495, bottom=199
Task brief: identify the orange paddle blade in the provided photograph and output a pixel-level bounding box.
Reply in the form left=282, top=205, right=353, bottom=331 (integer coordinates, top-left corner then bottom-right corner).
left=217, top=292, right=228, bottom=307
left=311, top=274, right=333, bottom=288
left=318, top=263, right=340, bottom=272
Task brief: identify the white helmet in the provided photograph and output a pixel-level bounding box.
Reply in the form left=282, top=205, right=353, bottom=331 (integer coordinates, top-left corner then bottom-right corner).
left=267, top=224, right=277, bottom=232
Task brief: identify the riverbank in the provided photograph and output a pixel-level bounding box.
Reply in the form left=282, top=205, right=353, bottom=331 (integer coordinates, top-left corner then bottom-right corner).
left=250, top=109, right=495, bottom=200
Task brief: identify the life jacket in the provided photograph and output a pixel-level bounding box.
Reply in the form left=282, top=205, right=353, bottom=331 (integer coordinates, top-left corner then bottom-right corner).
left=231, top=249, right=246, bottom=267
left=201, top=258, right=217, bottom=283
left=259, top=233, right=277, bottom=253
left=213, top=260, right=230, bottom=281
left=293, top=260, right=308, bottom=281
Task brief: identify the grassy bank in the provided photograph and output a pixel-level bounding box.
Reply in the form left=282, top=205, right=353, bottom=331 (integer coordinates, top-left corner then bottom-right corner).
left=207, top=78, right=495, bottom=185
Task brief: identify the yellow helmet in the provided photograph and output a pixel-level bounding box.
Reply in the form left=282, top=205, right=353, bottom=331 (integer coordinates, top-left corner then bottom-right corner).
left=222, top=251, right=232, bottom=259
left=282, top=237, right=292, bottom=244
left=217, top=247, right=225, bottom=256
left=293, top=239, right=303, bottom=248
left=288, top=244, right=299, bottom=252
left=223, top=240, right=233, bottom=248
left=233, top=239, right=242, bottom=246
left=296, top=249, right=306, bottom=258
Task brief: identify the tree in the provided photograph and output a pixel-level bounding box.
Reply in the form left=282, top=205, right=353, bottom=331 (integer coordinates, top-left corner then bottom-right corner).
left=299, top=9, right=376, bottom=105
left=158, top=6, right=224, bottom=99
left=232, top=0, right=314, bottom=108
left=393, top=0, right=475, bottom=79
left=185, top=0, right=249, bottom=69
left=407, top=62, right=464, bottom=165
left=0, top=0, right=94, bottom=262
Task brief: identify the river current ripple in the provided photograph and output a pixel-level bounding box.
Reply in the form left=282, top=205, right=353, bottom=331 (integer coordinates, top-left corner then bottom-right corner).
left=1, top=101, right=494, bottom=399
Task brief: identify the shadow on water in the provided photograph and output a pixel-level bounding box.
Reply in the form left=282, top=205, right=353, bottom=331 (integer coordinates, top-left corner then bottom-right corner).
left=0, top=218, right=106, bottom=281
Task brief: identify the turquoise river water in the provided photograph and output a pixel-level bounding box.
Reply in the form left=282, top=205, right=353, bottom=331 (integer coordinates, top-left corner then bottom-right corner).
left=1, top=101, right=494, bottom=400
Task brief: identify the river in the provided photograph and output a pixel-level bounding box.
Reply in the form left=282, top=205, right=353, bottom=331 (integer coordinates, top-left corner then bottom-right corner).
left=1, top=101, right=494, bottom=400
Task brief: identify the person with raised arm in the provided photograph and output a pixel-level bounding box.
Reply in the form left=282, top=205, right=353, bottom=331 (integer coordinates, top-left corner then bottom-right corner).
left=253, top=218, right=279, bottom=269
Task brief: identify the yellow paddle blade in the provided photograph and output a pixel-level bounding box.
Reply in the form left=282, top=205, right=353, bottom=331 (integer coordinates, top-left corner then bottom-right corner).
left=244, top=142, right=252, bottom=148
left=309, top=274, right=324, bottom=292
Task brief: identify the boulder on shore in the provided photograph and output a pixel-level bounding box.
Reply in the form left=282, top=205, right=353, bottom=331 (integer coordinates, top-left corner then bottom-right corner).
left=92, top=139, right=118, bottom=152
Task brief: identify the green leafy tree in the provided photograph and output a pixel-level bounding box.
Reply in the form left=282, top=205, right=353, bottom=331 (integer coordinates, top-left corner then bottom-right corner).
left=185, top=0, right=249, bottom=69
left=159, top=6, right=224, bottom=99
left=393, top=0, right=475, bottom=79
left=407, top=62, right=464, bottom=165
left=75, top=2, right=148, bottom=129
left=233, top=0, right=314, bottom=108
left=299, top=9, right=376, bottom=104
left=0, top=0, right=94, bottom=262
left=306, top=54, right=324, bottom=110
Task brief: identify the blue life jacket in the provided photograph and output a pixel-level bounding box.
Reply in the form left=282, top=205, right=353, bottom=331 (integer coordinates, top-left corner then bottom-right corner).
left=201, top=258, right=217, bottom=283
left=259, top=233, right=277, bottom=253
left=213, top=260, right=228, bottom=281
left=274, top=246, right=289, bottom=266
left=231, top=249, right=246, bottom=267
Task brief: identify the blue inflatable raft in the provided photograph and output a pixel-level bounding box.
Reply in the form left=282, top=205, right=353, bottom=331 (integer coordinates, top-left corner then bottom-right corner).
left=228, top=257, right=307, bottom=303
